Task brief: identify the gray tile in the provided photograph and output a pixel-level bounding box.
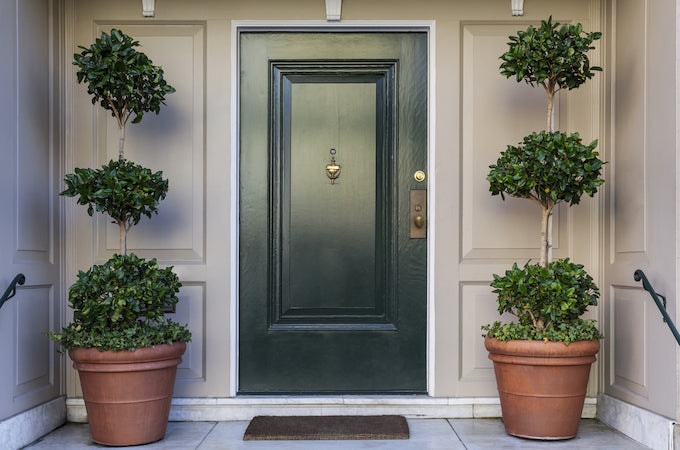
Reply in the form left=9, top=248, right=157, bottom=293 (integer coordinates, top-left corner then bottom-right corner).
left=198, top=419, right=464, bottom=450
left=23, top=418, right=650, bottom=450
left=196, top=421, right=251, bottom=449
left=571, top=420, right=651, bottom=449
left=404, top=419, right=465, bottom=449
left=449, top=419, right=650, bottom=450
left=22, top=423, right=98, bottom=449
left=23, top=422, right=217, bottom=450
left=141, top=422, right=218, bottom=449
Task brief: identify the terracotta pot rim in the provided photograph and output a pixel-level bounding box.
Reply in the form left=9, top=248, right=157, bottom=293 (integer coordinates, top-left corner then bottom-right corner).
left=69, top=342, right=186, bottom=364
left=484, top=336, right=600, bottom=358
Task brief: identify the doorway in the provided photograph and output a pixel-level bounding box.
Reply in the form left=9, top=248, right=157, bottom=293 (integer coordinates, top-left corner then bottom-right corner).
left=238, top=31, right=428, bottom=393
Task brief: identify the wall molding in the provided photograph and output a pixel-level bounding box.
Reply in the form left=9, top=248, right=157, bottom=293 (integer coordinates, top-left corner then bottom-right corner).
left=0, top=397, right=66, bottom=449
left=598, top=394, right=675, bottom=450
left=325, top=0, right=341, bottom=21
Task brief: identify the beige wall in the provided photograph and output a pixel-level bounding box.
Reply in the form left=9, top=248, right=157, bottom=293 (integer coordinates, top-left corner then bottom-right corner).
left=66, top=0, right=604, bottom=399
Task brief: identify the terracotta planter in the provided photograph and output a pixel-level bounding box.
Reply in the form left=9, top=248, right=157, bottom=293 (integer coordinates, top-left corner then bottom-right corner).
left=485, top=337, right=599, bottom=440
left=69, top=342, right=186, bottom=446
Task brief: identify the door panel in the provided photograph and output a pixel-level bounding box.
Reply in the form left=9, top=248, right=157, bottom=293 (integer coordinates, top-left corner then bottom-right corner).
left=604, top=0, right=678, bottom=420
left=278, top=63, right=393, bottom=330
left=0, top=0, right=62, bottom=421
left=239, top=32, right=427, bottom=393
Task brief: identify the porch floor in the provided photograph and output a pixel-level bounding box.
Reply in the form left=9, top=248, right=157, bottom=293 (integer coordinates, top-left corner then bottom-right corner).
left=25, top=418, right=649, bottom=449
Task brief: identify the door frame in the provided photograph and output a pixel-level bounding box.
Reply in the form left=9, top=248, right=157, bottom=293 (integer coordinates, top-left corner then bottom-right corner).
left=230, top=20, right=436, bottom=396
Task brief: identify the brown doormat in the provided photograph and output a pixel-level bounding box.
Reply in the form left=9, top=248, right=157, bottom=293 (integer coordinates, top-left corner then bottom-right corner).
left=243, top=415, right=410, bottom=441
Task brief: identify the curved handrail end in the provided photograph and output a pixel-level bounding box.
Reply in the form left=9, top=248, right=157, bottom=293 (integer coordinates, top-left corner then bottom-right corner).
left=634, top=269, right=680, bottom=346
left=0, top=273, right=26, bottom=311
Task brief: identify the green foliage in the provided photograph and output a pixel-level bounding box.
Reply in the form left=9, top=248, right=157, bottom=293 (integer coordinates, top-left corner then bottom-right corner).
left=487, top=131, right=604, bottom=208
left=482, top=259, right=602, bottom=343
left=73, top=28, right=175, bottom=125
left=69, top=253, right=180, bottom=326
left=484, top=18, right=604, bottom=344
left=52, top=30, right=189, bottom=353
left=499, top=16, right=602, bottom=92
left=50, top=254, right=191, bottom=351
left=482, top=319, right=602, bottom=344
left=61, top=158, right=168, bottom=228
left=51, top=320, right=191, bottom=352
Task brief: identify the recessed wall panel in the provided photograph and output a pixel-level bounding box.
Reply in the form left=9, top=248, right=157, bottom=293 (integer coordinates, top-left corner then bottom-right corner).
left=171, top=283, right=205, bottom=391
left=613, top=1, right=646, bottom=255
left=15, top=286, right=52, bottom=396
left=460, top=284, right=498, bottom=382
left=95, top=24, right=206, bottom=263
left=461, top=24, right=566, bottom=262
left=612, top=287, right=647, bottom=397
left=17, top=0, right=50, bottom=260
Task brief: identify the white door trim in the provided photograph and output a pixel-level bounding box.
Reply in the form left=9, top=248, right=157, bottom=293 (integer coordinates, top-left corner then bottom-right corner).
left=230, top=20, right=436, bottom=397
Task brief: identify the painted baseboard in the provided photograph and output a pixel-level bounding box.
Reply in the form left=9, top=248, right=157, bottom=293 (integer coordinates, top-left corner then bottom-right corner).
left=0, top=397, right=66, bottom=449
left=66, top=395, right=597, bottom=422
left=598, top=394, right=676, bottom=450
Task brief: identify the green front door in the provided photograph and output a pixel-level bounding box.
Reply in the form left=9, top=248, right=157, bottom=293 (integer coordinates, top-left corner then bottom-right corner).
left=239, top=32, right=427, bottom=393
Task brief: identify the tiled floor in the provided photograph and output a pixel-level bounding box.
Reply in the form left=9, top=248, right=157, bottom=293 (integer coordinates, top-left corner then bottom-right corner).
left=25, top=419, right=649, bottom=449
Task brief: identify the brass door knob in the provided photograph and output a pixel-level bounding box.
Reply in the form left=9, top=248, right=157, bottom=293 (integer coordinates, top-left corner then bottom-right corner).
left=414, top=215, right=425, bottom=229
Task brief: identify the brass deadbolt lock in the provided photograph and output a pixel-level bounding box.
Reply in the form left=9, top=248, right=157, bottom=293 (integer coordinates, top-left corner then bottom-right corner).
left=410, top=189, right=427, bottom=239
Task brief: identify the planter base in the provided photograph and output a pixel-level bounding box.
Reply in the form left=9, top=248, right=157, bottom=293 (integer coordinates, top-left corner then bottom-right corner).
left=69, top=342, right=185, bottom=446
left=485, top=337, right=599, bottom=440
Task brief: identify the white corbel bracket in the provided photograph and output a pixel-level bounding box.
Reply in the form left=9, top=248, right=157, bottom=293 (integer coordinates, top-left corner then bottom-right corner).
left=511, top=0, right=524, bottom=16
left=142, top=0, right=155, bottom=17
left=325, top=0, right=342, bottom=21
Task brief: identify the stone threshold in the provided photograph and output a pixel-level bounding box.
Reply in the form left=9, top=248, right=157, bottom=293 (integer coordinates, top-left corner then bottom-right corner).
left=66, top=395, right=598, bottom=422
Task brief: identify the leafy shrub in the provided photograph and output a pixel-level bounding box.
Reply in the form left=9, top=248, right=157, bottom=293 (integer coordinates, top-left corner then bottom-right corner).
left=73, top=28, right=175, bottom=126
left=482, top=259, right=603, bottom=343
left=487, top=131, right=603, bottom=207
left=51, top=28, right=189, bottom=353
left=50, top=254, right=190, bottom=351
left=499, top=16, right=602, bottom=92
left=482, top=18, right=605, bottom=344
left=61, top=158, right=168, bottom=227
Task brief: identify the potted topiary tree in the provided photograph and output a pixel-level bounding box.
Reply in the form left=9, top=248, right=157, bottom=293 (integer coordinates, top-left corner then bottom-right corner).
left=50, top=29, right=191, bottom=446
left=482, top=17, right=605, bottom=440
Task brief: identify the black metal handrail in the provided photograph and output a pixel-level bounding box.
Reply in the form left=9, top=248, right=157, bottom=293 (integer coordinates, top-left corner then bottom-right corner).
left=634, top=269, right=680, bottom=346
left=0, top=273, right=25, bottom=311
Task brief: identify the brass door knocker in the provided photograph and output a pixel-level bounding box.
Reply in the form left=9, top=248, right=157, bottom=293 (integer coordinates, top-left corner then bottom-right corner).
left=325, top=148, right=341, bottom=184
